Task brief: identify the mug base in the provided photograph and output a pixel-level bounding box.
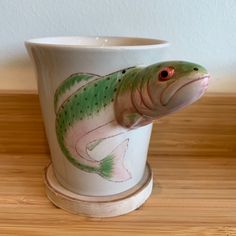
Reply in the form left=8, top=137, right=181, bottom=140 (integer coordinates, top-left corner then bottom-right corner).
left=44, top=162, right=153, bottom=217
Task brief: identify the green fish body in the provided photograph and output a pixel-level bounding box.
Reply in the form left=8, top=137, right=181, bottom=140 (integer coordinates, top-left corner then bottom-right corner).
left=54, top=61, right=209, bottom=181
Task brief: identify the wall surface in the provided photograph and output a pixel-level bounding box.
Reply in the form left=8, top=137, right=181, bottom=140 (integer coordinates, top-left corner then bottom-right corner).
left=0, top=0, right=235, bottom=93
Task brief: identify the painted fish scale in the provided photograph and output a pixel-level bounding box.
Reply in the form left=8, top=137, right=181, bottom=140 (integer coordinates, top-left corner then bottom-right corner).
left=117, top=68, right=141, bottom=95
left=56, top=71, right=124, bottom=154
left=54, top=74, right=94, bottom=110
left=117, top=64, right=161, bottom=96
left=54, top=69, right=136, bottom=178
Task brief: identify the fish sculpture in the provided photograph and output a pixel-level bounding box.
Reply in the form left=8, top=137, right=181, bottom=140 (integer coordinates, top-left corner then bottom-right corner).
left=54, top=61, right=209, bottom=182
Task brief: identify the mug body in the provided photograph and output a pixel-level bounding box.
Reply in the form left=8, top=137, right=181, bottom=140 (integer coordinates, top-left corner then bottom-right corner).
left=25, top=36, right=169, bottom=196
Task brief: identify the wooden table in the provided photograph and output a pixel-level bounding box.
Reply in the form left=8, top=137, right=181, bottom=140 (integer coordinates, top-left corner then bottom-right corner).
left=0, top=94, right=235, bottom=235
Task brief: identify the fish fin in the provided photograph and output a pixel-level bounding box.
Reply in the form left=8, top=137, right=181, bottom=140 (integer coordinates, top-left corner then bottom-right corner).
left=75, top=121, right=126, bottom=163
left=87, top=139, right=104, bottom=151
left=120, top=111, right=153, bottom=128
left=54, top=72, right=101, bottom=113
left=99, top=139, right=131, bottom=182
left=122, top=112, right=142, bottom=128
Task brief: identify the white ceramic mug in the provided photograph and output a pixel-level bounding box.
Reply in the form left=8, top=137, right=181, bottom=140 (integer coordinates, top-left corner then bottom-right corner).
left=25, top=36, right=169, bottom=197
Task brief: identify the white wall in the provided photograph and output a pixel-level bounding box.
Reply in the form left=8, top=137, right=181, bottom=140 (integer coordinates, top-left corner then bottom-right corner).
left=0, top=0, right=235, bottom=93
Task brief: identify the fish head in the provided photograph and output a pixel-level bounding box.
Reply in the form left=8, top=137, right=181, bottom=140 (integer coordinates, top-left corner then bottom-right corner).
left=147, top=61, right=210, bottom=118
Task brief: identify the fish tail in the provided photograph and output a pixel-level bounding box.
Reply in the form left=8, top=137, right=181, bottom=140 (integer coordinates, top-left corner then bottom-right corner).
left=98, top=139, right=131, bottom=182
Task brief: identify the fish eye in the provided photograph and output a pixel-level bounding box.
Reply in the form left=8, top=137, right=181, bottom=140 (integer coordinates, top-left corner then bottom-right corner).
left=159, top=67, right=175, bottom=81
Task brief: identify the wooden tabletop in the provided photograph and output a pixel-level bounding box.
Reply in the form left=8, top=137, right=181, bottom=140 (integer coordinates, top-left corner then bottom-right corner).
left=0, top=93, right=236, bottom=235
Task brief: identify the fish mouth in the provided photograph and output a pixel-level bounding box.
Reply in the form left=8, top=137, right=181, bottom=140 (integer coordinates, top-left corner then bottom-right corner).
left=160, top=75, right=210, bottom=106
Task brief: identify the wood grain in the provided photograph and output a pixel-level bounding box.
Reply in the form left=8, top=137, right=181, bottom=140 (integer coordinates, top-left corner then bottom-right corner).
left=0, top=94, right=236, bottom=235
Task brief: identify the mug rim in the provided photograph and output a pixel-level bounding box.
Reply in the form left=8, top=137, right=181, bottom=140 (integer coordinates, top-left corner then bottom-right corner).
left=25, top=36, right=169, bottom=50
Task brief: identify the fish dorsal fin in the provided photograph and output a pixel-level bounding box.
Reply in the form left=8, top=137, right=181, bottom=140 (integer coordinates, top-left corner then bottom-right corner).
left=54, top=73, right=101, bottom=113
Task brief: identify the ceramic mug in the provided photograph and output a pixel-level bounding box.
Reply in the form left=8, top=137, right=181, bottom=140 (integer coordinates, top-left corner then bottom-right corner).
left=25, top=36, right=169, bottom=196
left=25, top=36, right=209, bottom=216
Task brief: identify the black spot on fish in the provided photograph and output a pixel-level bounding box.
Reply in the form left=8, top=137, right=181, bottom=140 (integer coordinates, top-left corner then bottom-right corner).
left=75, top=94, right=77, bottom=98
left=114, top=88, right=117, bottom=92
left=87, top=106, right=89, bottom=109
left=94, top=94, right=97, bottom=97
left=80, top=110, right=83, bottom=113
left=77, top=102, right=80, bottom=106
left=97, top=110, right=99, bottom=113
left=107, top=77, right=110, bottom=80
left=104, top=103, right=107, bottom=107
left=89, top=113, right=92, bottom=116
left=118, top=79, right=121, bottom=82
left=69, top=122, right=71, bottom=126
left=105, top=86, right=108, bottom=90
left=104, top=95, right=107, bottom=99
left=122, top=70, right=126, bottom=74
left=85, top=97, right=88, bottom=101
left=80, top=118, right=82, bottom=120
left=111, top=98, right=114, bottom=102
left=94, top=83, right=97, bottom=87
left=65, top=111, right=67, bottom=115
left=83, top=87, right=87, bottom=91
left=95, top=102, right=98, bottom=105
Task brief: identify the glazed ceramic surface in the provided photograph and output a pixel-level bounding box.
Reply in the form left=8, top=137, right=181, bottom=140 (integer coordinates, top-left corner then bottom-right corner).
left=25, top=36, right=209, bottom=196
